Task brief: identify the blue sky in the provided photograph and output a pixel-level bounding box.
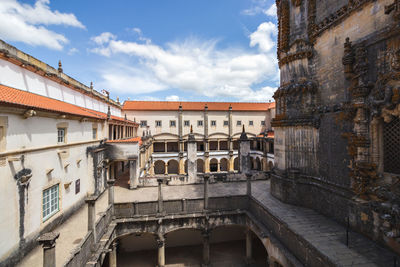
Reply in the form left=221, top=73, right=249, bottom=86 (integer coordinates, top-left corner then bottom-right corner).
left=0, top=0, right=278, bottom=103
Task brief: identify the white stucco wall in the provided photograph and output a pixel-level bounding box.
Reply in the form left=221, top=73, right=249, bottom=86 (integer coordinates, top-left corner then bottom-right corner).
left=0, top=59, right=121, bottom=117
left=0, top=113, right=100, bottom=261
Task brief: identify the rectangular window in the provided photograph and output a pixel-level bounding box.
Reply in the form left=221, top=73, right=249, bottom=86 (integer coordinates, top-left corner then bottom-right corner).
left=237, top=120, right=242, bottom=126
left=42, top=184, right=59, bottom=221
left=156, top=120, right=162, bottom=127
left=170, top=120, right=176, bottom=127
left=140, top=120, right=147, bottom=128
left=198, top=120, right=203, bottom=127
left=261, top=120, right=265, bottom=126
left=57, top=128, right=65, bottom=143
left=223, top=120, right=229, bottom=126
left=249, top=120, right=253, bottom=126
left=75, top=179, right=80, bottom=194
left=384, top=117, right=400, bottom=174
left=92, top=128, right=97, bottom=139
left=184, top=120, right=190, bottom=127
left=211, top=120, right=216, bottom=126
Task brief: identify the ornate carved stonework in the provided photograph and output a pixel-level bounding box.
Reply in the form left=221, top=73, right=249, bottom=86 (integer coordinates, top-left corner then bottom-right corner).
left=279, top=50, right=313, bottom=67
left=278, top=0, right=290, bottom=53
left=292, top=0, right=301, bottom=7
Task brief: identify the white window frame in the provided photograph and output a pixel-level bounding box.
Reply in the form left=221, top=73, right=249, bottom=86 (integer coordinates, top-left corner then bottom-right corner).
left=198, top=120, right=203, bottom=127
left=92, top=128, right=97, bottom=140
left=140, top=120, right=147, bottom=128
left=57, top=128, right=65, bottom=143
left=156, top=120, right=162, bottom=127
left=223, top=120, right=229, bottom=126
left=237, top=120, right=242, bottom=126
left=170, top=120, right=176, bottom=127
left=249, top=120, right=254, bottom=126
left=42, top=184, right=59, bottom=221
left=211, top=120, right=216, bottom=126
left=261, top=120, right=265, bottom=126
left=184, top=120, right=190, bottom=127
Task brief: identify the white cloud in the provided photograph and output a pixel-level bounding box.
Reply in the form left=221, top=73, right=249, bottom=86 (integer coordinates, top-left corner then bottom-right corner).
left=165, top=95, right=180, bottom=101
left=67, top=47, right=79, bottom=55
left=242, top=1, right=277, bottom=18
left=91, top=32, right=116, bottom=45
left=249, top=22, right=277, bottom=52
left=0, top=0, right=84, bottom=50
left=91, top=22, right=278, bottom=101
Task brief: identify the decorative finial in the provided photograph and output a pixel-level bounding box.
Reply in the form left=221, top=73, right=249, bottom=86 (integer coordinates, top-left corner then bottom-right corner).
left=117, top=97, right=120, bottom=104
left=58, top=60, right=63, bottom=73
left=124, top=114, right=127, bottom=120
left=190, top=125, right=193, bottom=134
left=242, top=124, right=245, bottom=133
left=90, top=82, right=93, bottom=89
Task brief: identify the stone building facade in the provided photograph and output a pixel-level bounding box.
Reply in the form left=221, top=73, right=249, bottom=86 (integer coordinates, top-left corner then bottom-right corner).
left=271, top=0, right=400, bottom=253
left=123, top=101, right=275, bottom=177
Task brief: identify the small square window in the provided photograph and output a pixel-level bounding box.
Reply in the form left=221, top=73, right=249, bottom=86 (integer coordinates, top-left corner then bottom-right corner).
left=156, top=120, right=162, bottom=127
left=57, top=128, right=65, bottom=143
left=261, top=121, right=265, bottom=126
left=249, top=121, right=253, bottom=126
left=140, top=120, right=147, bottom=128
left=211, top=120, right=216, bottom=126
left=92, top=128, right=97, bottom=139
left=237, top=121, right=242, bottom=126
left=198, top=120, right=203, bottom=127
left=170, top=120, right=176, bottom=127
left=184, top=120, right=190, bottom=127
left=42, top=184, right=59, bottom=221
left=223, top=121, right=229, bottom=126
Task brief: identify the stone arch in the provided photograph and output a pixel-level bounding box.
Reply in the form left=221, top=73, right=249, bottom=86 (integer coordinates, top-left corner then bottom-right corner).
left=154, top=160, right=165, bottom=174
left=210, top=158, right=218, bottom=172
left=116, top=231, right=158, bottom=253
left=197, top=159, right=204, bottom=173
left=220, top=158, right=228, bottom=171
left=234, top=157, right=239, bottom=171
left=168, top=159, right=179, bottom=174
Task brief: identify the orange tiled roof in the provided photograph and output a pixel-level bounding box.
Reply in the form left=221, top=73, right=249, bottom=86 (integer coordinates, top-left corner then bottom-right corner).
left=106, top=137, right=142, bottom=145
left=0, top=84, right=137, bottom=125
left=123, top=101, right=275, bottom=111
left=0, top=84, right=103, bottom=119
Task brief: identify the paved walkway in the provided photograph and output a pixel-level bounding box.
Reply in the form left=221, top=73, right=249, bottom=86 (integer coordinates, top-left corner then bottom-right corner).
left=17, top=191, right=109, bottom=267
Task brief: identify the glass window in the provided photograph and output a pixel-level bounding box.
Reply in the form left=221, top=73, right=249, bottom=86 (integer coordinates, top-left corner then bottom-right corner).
left=170, top=120, right=176, bottom=127
left=57, top=128, right=65, bottom=143
left=92, top=128, right=97, bottom=139
left=237, top=120, right=242, bottom=126
left=198, top=120, right=203, bottom=127
left=223, top=121, right=229, bottom=126
left=261, top=120, right=265, bottom=126
left=42, top=184, right=59, bottom=221
left=140, top=120, right=147, bottom=128
left=249, top=121, right=253, bottom=126
left=211, top=120, right=216, bottom=126
left=156, top=120, right=162, bottom=127
left=184, top=120, right=190, bottom=127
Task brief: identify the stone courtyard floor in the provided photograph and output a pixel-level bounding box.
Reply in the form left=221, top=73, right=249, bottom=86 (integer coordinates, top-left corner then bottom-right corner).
left=17, top=180, right=398, bottom=267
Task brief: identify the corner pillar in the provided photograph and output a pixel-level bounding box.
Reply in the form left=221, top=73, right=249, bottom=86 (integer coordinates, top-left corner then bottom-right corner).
left=246, top=173, right=252, bottom=197
left=86, top=196, right=97, bottom=244
left=37, top=232, right=59, bottom=267
left=156, top=234, right=166, bottom=267
left=129, top=160, right=138, bottom=189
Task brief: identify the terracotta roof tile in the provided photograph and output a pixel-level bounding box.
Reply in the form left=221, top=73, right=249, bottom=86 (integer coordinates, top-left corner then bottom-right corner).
left=106, top=137, right=142, bottom=145
left=123, top=101, right=275, bottom=111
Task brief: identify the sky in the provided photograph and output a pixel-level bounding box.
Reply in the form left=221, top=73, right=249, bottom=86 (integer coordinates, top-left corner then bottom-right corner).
left=0, top=0, right=279, bottom=103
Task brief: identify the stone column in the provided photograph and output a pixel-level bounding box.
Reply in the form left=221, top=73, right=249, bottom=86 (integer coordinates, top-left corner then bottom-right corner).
left=202, top=231, right=210, bottom=266
left=156, top=234, right=165, bottom=267
left=179, top=157, right=185, bottom=175
left=228, top=105, right=233, bottom=151
left=228, top=156, right=234, bottom=172
left=107, top=179, right=115, bottom=215
left=164, top=162, right=168, bottom=175
left=203, top=174, right=209, bottom=211
left=245, top=229, right=252, bottom=264
left=204, top=157, right=210, bottom=173
left=239, top=126, right=251, bottom=174
left=246, top=173, right=252, bottom=197
left=187, top=126, right=197, bottom=183
left=157, top=178, right=164, bottom=215
left=129, top=160, right=138, bottom=189
left=217, top=161, right=221, bottom=172
left=86, top=196, right=97, bottom=243
left=109, top=241, right=117, bottom=267
left=37, top=232, right=59, bottom=267
left=164, top=142, right=168, bottom=153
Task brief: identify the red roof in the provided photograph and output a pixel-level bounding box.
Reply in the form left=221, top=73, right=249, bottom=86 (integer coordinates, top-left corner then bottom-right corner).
left=106, top=137, right=142, bottom=145
left=123, top=101, right=275, bottom=111
left=0, top=84, right=137, bottom=125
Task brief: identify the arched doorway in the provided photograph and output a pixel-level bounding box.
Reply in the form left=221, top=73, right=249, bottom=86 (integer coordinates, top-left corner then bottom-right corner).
left=234, top=157, right=239, bottom=171
left=168, top=160, right=179, bottom=174
left=197, top=159, right=204, bottom=173
left=154, top=160, right=165, bottom=175
left=220, top=158, right=228, bottom=171
left=210, top=158, right=218, bottom=172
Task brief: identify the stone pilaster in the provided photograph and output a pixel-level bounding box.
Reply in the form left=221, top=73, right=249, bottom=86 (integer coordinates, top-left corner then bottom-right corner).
left=157, top=178, right=164, bottom=215
left=129, top=160, right=138, bottom=189
left=37, top=232, right=59, bottom=267
left=246, top=173, right=252, bottom=197
left=86, top=196, right=97, bottom=244
left=187, top=126, right=197, bottom=183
